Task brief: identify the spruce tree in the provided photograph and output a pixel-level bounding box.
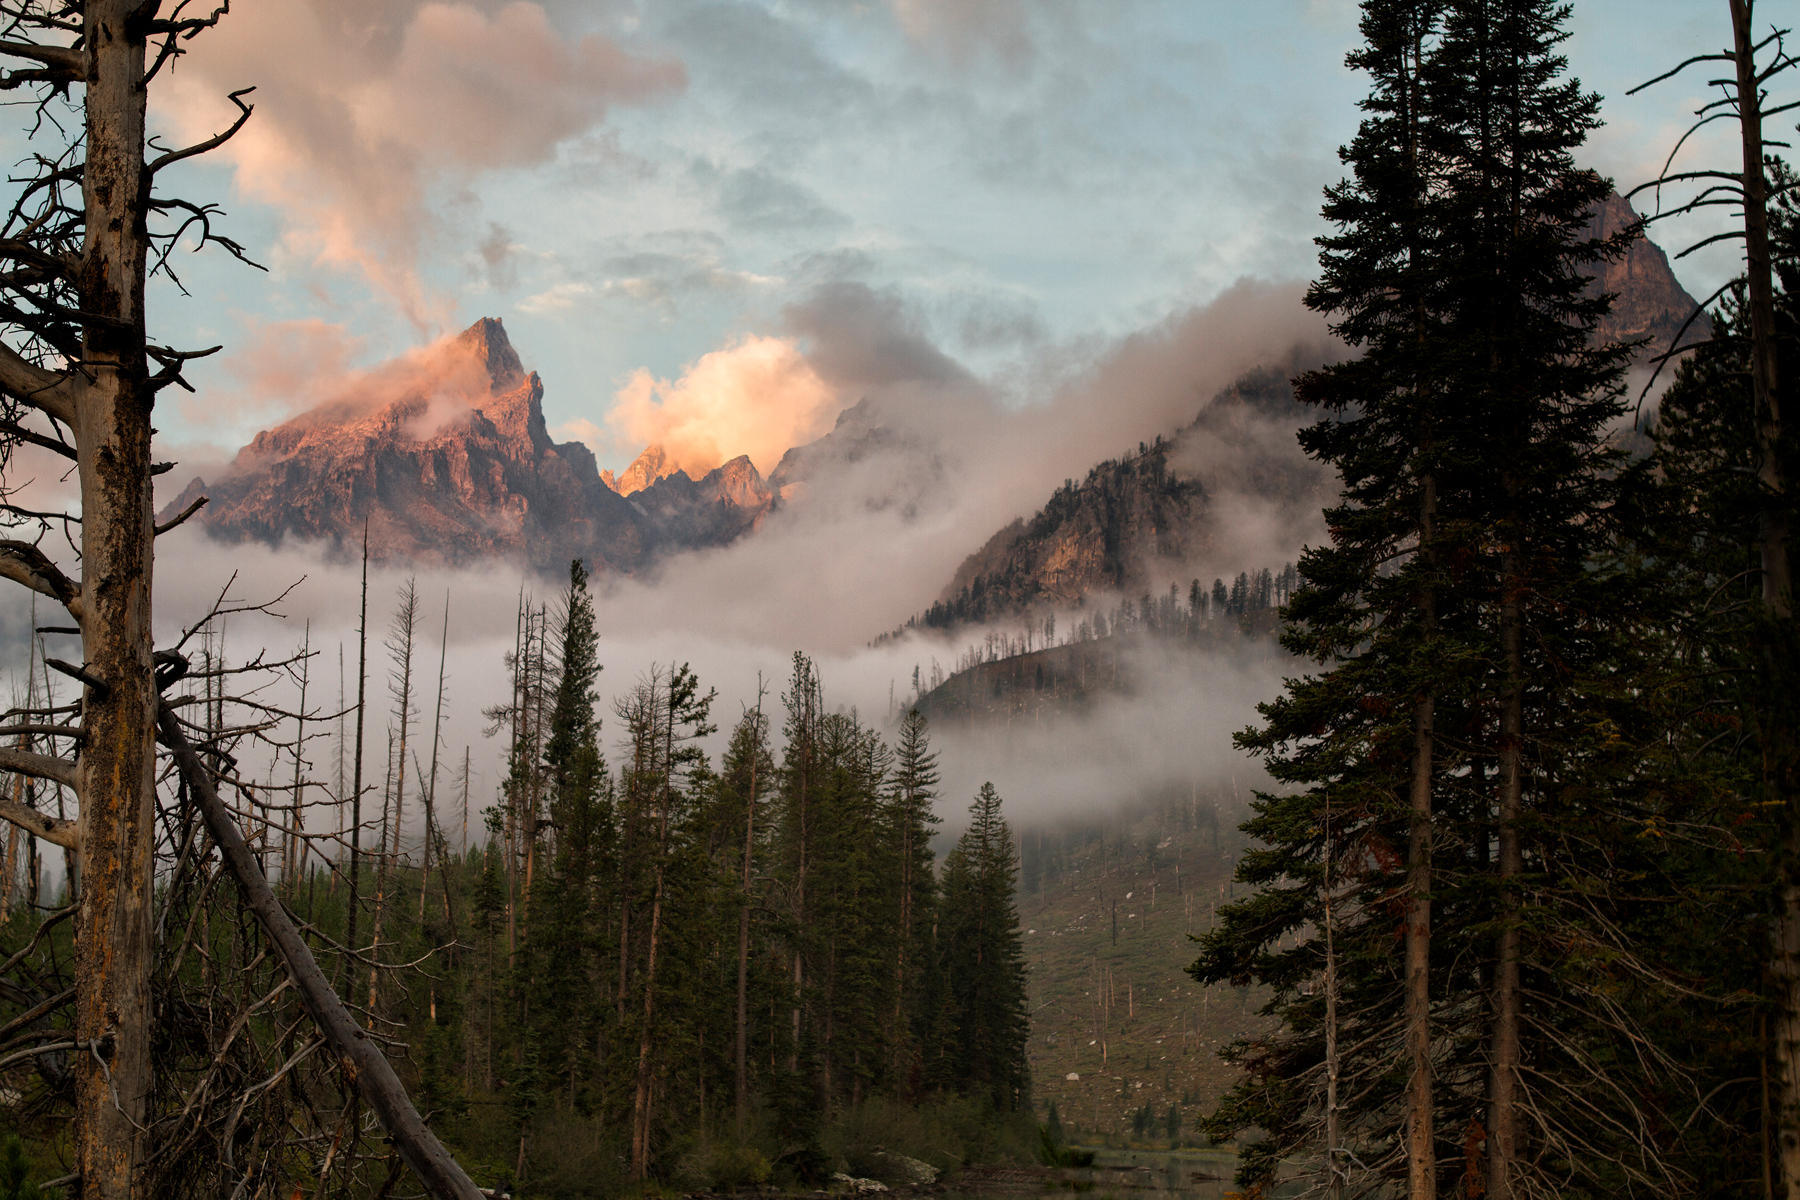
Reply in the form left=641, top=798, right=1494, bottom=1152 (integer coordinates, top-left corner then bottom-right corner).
left=1190, top=2, right=1456, bottom=1193
left=888, top=708, right=941, bottom=1088
left=1193, top=2, right=1653, bottom=1195
left=936, top=782, right=1030, bottom=1111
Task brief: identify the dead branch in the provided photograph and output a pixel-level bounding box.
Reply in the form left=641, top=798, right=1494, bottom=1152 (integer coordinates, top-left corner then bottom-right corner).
left=156, top=701, right=487, bottom=1200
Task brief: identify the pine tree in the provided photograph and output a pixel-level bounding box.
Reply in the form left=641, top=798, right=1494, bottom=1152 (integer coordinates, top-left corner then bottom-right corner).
left=935, top=783, right=1029, bottom=1111
left=888, top=708, right=941, bottom=1089
left=532, top=561, right=608, bottom=1106
left=1193, top=2, right=1658, bottom=1196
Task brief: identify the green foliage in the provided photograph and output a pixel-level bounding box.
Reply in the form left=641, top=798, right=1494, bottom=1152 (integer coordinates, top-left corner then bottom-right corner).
left=936, top=783, right=1031, bottom=1111
left=0, top=1137, right=42, bottom=1200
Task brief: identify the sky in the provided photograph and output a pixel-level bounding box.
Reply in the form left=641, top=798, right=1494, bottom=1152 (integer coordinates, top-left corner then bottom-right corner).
left=0, top=0, right=1779, bottom=836
left=128, top=0, right=1747, bottom=472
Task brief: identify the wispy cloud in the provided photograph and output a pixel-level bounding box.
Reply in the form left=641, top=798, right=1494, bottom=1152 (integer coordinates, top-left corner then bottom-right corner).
left=162, top=2, right=685, bottom=327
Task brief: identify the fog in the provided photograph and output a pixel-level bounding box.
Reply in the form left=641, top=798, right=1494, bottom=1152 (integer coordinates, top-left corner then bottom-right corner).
left=6, top=277, right=1332, bottom=850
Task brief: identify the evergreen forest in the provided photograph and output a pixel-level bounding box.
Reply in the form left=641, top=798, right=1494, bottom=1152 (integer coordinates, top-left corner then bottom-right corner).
left=1189, top=1, right=1800, bottom=1197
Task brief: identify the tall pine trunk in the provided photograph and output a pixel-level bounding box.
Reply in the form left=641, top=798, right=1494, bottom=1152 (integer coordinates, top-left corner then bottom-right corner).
left=1730, top=3, right=1800, bottom=1192
left=735, top=712, right=760, bottom=1140
left=1489, top=532, right=1524, bottom=1200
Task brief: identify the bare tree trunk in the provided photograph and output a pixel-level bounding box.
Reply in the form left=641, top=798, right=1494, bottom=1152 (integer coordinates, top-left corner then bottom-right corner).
left=735, top=696, right=763, bottom=1141
left=1323, top=786, right=1342, bottom=1200
left=1730, top=5, right=1800, bottom=1194
left=71, top=5, right=156, bottom=1192
left=289, top=623, right=312, bottom=891
left=506, top=595, right=524, bottom=970
left=420, top=594, right=449, bottom=921
left=1488, top=541, right=1524, bottom=1200
left=633, top=671, right=675, bottom=1179
left=347, top=528, right=371, bottom=971
left=370, top=581, right=419, bottom=1012
left=632, top=856, right=667, bottom=1179
left=1406, top=475, right=1439, bottom=1200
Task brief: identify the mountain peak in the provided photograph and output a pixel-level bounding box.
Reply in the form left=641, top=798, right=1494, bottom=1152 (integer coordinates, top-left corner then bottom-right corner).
left=454, top=316, right=526, bottom=392
left=614, top=443, right=682, bottom=495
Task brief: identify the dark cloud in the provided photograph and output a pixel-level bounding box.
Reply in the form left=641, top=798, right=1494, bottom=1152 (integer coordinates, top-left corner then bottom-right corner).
left=954, top=293, right=1048, bottom=351
left=660, top=3, right=877, bottom=126
left=782, top=281, right=975, bottom=391
left=477, top=222, right=519, bottom=291
left=714, top=165, right=849, bottom=233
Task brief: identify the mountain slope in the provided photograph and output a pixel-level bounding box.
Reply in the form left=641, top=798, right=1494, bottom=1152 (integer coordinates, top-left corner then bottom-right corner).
left=908, top=195, right=1702, bottom=636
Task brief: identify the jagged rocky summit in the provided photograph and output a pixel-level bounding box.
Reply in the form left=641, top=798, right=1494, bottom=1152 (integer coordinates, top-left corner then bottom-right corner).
left=164, top=318, right=774, bottom=573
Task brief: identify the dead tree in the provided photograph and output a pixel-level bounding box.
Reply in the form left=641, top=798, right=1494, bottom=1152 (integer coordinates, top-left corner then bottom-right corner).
left=1629, top=5, right=1799, bottom=1191
left=0, top=7, right=486, bottom=1196
left=0, top=4, right=257, bottom=1193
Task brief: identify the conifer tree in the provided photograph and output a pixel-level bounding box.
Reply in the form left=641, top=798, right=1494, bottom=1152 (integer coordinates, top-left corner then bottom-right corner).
left=533, top=561, right=608, bottom=1104
left=936, top=782, right=1029, bottom=1111
left=888, top=708, right=941, bottom=1087
left=1194, top=1, right=1652, bottom=1195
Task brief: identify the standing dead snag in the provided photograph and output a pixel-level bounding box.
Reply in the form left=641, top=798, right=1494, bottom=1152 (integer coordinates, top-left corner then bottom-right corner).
left=1630, top=5, right=1799, bottom=1189
left=0, top=4, right=254, bottom=1195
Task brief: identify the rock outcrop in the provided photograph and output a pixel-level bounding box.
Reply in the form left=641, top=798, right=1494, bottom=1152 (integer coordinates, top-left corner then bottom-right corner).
left=165, top=319, right=773, bottom=573
left=609, top=443, right=682, bottom=496
left=1587, top=190, right=1711, bottom=355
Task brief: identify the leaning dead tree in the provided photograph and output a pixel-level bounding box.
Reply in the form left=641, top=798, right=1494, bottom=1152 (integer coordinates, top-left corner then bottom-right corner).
left=0, top=3, right=481, bottom=1197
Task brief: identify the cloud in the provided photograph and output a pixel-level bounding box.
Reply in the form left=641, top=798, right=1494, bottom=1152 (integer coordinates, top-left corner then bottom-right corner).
left=888, top=0, right=1036, bottom=72
left=714, top=165, right=849, bottom=233
left=518, top=282, right=596, bottom=314
left=161, top=2, right=684, bottom=325
left=594, top=245, right=781, bottom=314
left=477, top=222, right=522, bottom=290
left=603, top=335, right=845, bottom=476
left=782, top=281, right=974, bottom=391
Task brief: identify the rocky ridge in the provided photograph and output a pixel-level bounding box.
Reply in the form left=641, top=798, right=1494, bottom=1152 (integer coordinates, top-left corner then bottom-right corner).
left=165, top=319, right=775, bottom=572
left=906, top=194, right=1704, bottom=636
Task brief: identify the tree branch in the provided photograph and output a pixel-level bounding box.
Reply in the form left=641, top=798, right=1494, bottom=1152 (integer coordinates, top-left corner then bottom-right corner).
left=0, top=39, right=83, bottom=86
left=0, top=341, right=76, bottom=424
left=0, top=755, right=79, bottom=848
left=156, top=703, right=487, bottom=1200
left=0, top=539, right=82, bottom=620
left=148, top=88, right=252, bottom=175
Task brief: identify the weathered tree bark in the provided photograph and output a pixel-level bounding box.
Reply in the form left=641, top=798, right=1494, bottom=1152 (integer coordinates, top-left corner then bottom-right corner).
left=156, top=704, right=485, bottom=1200
left=1730, top=4, right=1800, bottom=1194
left=71, top=4, right=158, bottom=1194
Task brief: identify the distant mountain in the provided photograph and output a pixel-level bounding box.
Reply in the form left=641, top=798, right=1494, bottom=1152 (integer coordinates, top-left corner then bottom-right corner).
left=606, top=443, right=682, bottom=496
left=1587, top=190, right=1712, bottom=355
left=905, top=363, right=1325, bottom=635
left=903, top=194, right=1703, bottom=638
left=164, top=319, right=775, bottom=573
